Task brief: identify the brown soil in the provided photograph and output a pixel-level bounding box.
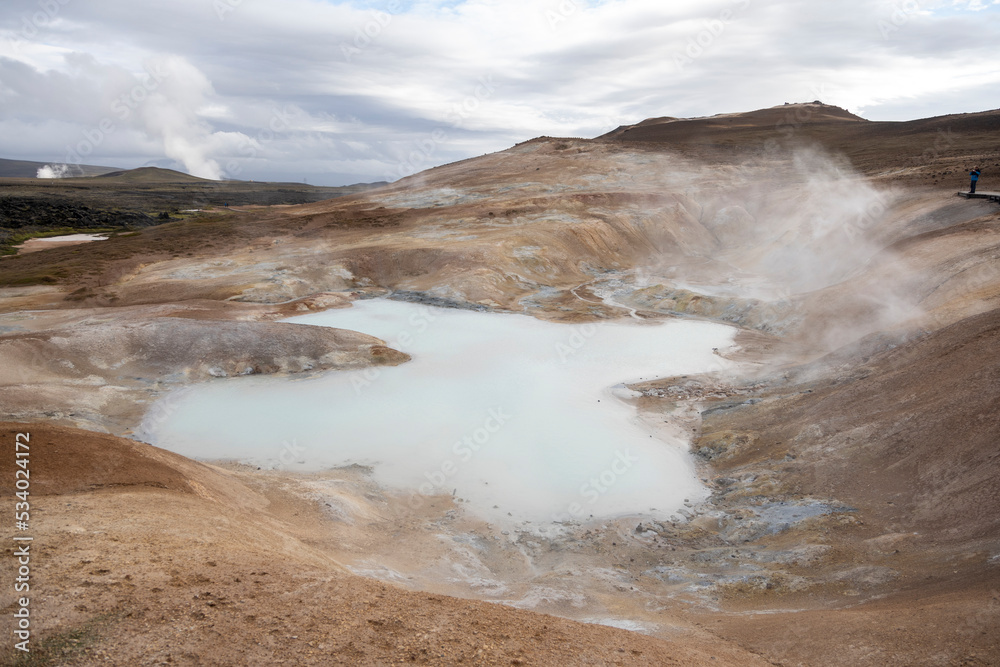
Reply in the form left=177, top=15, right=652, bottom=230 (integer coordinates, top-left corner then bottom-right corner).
left=0, top=423, right=768, bottom=666
left=673, top=305, right=1000, bottom=665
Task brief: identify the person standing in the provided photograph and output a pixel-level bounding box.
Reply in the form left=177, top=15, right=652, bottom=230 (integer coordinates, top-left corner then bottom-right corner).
left=970, top=167, right=981, bottom=193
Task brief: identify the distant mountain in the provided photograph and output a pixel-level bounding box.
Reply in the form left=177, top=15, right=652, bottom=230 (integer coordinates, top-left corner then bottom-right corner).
left=598, top=102, right=868, bottom=141
left=90, top=167, right=390, bottom=189
left=596, top=102, right=1000, bottom=177
left=0, top=158, right=122, bottom=179
left=91, top=167, right=213, bottom=184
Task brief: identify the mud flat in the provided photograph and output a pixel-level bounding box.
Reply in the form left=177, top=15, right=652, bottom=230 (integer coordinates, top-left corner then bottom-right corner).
left=13, top=233, right=109, bottom=254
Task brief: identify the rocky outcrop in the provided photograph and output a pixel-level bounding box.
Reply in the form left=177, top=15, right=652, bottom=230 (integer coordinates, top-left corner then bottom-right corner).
left=0, top=196, right=154, bottom=235
left=0, top=317, right=407, bottom=383
left=0, top=317, right=409, bottom=433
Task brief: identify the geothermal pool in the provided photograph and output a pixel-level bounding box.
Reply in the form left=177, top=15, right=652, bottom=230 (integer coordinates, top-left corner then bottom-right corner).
left=140, top=299, right=736, bottom=523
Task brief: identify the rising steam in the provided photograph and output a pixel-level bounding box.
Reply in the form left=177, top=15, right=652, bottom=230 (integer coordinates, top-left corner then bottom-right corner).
left=37, top=164, right=71, bottom=179
left=137, top=56, right=225, bottom=180
left=638, top=147, right=925, bottom=350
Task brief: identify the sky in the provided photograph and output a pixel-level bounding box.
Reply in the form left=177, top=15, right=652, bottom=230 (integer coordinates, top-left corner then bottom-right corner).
left=1, top=0, right=998, bottom=185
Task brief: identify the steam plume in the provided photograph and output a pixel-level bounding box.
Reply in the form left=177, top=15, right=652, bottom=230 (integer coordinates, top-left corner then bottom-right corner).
left=36, top=164, right=70, bottom=179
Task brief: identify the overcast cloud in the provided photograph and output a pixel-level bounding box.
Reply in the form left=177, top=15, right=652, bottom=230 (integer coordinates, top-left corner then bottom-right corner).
left=1, top=0, right=998, bottom=184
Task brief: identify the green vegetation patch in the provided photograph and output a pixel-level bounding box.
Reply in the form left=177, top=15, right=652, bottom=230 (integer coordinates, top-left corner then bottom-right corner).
left=2, top=612, right=120, bottom=666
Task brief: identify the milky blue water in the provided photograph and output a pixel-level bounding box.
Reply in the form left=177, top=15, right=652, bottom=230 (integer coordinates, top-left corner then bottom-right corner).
left=139, top=299, right=736, bottom=523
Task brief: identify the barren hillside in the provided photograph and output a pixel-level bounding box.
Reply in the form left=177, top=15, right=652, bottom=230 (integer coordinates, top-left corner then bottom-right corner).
left=1, top=104, right=999, bottom=665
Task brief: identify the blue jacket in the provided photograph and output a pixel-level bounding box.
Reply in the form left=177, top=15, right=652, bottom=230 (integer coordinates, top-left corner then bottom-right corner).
left=971, top=170, right=981, bottom=180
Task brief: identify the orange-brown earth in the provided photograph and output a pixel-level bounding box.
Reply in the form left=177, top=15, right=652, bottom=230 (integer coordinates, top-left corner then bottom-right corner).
left=1, top=103, right=999, bottom=665
left=0, top=423, right=767, bottom=666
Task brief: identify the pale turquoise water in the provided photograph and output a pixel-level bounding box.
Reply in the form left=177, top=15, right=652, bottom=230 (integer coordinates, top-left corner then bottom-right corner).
left=139, top=299, right=736, bottom=523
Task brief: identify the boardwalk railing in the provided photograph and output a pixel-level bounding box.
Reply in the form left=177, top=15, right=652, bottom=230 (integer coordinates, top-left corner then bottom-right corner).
left=957, top=191, right=1000, bottom=204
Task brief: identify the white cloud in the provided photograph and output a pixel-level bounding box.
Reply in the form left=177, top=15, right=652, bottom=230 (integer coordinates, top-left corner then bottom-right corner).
left=0, top=0, right=997, bottom=184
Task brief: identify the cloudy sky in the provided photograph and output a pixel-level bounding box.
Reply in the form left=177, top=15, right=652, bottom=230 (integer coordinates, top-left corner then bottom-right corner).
left=1, top=0, right=998, bottom=185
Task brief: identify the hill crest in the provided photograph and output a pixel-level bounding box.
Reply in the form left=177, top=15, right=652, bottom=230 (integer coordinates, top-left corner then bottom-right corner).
left=600, top=102, right=866, bottom=140
left=92, top=166, right=214, bottom=184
